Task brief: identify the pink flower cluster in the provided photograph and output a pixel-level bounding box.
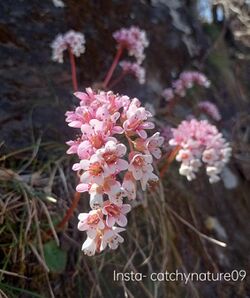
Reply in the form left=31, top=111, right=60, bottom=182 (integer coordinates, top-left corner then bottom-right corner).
left=51, top=30, right=86, bottom=63
left=169, top=119, right=231, bottom=183
left=66, top=88, right=163, bottom=255
left=162, top=71, right=210, bottom=101
left=197, top=101, right=221, bottom=122
left=113, top=26, right=149, bottom=64
left=120, top=61, right=145, bottom=84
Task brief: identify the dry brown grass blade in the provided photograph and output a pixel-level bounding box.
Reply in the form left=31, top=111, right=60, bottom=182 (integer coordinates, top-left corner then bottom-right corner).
left=121, top=279, right=135, bottom=298
left=56, top=162, right=70, bottom=199
left=165, top=203, right=227, bottom=247
left=0, top=269, right=27, bottom=279
left=0, top=288, right=9, bottom=298
left=82, top=257, right=103, bottom=298
left=0, top=195, right=12, bottom=219
left=187, top=201, right=220, bottom=273
left=160, top=145, right=180, bottom=178
left=28, top=243, right=49, bottom=273
left=170, top=242, right=200, bottom=298
left=18, top=137, right=41, bottom=174
left=45, top=272, right=55, bottom=298
left=121, top=247, right=154, bottom=298
left=39, top=200, right=59, bottom=246
left=45, top=166, right=58, bottom=194
left=21, top=187, right=33, bottom=241
left=0, top=142, right=59, bottom=162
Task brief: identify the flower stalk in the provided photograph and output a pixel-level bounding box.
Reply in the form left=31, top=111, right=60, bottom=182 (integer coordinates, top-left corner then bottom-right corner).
left=68, top=47, right=78, bottom=92
left=56, top=191, right=81, bottom=230
left=103, top=46, right=123, bottom=88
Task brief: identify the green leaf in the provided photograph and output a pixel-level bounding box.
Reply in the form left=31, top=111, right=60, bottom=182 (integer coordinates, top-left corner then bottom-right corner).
left=44, top=240, right=67, bottom=273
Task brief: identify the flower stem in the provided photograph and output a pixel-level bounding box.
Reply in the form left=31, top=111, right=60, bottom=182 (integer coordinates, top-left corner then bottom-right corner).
left=125, top=133, right=134, bottom=152
left=103, top=46, right=123, bottom=88
left=56, top=191, right=81, bottom=230
left=160, top=146, right=180, bottom=178
left=108, top=71, right=127, bottom=89
left=68, top=47, right=78, bottom=92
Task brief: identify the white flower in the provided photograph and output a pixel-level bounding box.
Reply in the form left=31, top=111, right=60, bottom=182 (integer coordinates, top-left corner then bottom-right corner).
left=179, top=164, right=196, bottom=181
left=89, top=184, right=103, bottom=209
left=101, top=227, right=125, bottom=250
left=81, top=237, right=97, bottom=256
left=51, top=30, right=85, bottom=63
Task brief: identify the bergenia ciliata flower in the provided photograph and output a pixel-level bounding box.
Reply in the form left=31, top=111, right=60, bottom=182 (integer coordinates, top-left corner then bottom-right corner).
left=120, top=60, right=146, bottom=84
left=66, top=88, right=163, bottom=255
left=51, top=30, right=85, bottom=63
left=162, top=71, right=210, bottom=101
left=113, top=26, right=149, bottom=64
left=169, top=119, right=231, bottom=183
left=198, top=101, right=222, bottom=122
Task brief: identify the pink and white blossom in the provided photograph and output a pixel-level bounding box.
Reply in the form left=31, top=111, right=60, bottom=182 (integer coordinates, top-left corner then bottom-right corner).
left=122, top=172, right=137, bottom=200
left=180, top=71, right=210, bottom=89
left=101, top=227, right=125, bottom=250
left=169, top=119, right=231, bottom=183
left=51, top=30, right=85, bottom=63
left=81, top=226, right=126, bottom=254
left=78, top=210, right=105, bottom=238
left=123, top=99, right=154, bottom=139
left=128, top=153, right=158, bottom=190
left=120, top=61, right=146, bottom=84
left=66, top=88, right=162, bottom=255
left=198, top=101, right=221, bottom=122
left=103, top=177, right=125, bottom=206
left=134, top=132, right=164, bottom=159
left=96, top=140, right=128, bottom=175
left=51, top=34, right=67, bottom=63
left=77, top=156, right=107, bottom=185
left=89, top=183, right=104, bottom=209
left=66, top=139, right=81, bottom=155
left=128, top=153, right=153, bottom=179
left=102, top=202, right=131, bottom=227
left=81, top=236, right=98, bottom=256
left=144, top=132, right=164, bottom=159
left=64, top=30, right=86, bottom=57
left=113, top=26, right=149, bottom=64
left=162, top=71, right=210, bottom=101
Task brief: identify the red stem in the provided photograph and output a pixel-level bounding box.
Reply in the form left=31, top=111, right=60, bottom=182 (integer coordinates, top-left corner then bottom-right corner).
left=125, top=133, right=134, bottom=152
left=103, top=46, right=123, bottom=88
left=56, top=191, right=81, bottom=230
left=108, top=71, right=127, bottom=89
left=160, top=146, right=181, bottom=178
left=68, top=48, right=78, bottom=92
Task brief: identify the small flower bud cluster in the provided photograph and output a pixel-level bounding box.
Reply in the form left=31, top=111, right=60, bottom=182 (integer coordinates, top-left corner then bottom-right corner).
left=113, top=26, right=149, bottom=64
left=119, top=61, right=145, bottom=84
left=51, top=30, right=86, bottom=63
left=162, top=71, right=210, bottom=101
left=169, top=119, right=231, bottom=183
left=113, top=26, right=148, bottom=84
left=197, top=101, right=221, bottom=122
left=66, top=88, right=163, bottom=255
